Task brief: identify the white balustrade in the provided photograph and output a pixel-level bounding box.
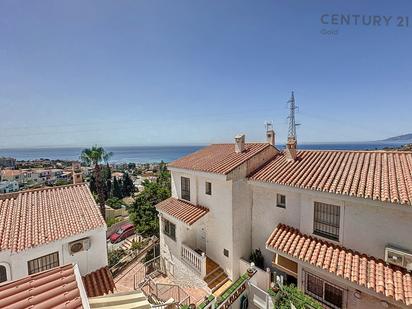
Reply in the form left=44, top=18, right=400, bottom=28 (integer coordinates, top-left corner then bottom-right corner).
left=181, top=243, right=206, bottom=276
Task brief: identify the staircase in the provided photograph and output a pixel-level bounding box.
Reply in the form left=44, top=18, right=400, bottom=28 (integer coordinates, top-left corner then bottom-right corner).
left=204, top=258, right=230, bottom=293
left=121, top=235, right=141, bottom=251
left=88, top=290, right=150, bottom=309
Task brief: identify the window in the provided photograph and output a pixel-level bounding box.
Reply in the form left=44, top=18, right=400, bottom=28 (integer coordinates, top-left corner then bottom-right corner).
left=276, top=194, right=286, bottom=208
left=0, top=265, right=7, bottom=283
left=313, top=202, right=340, bottom=241
left=305, top=273, right=343, bottom=309
left=28, top=252, right=59, bottom=275
left=205, top=182, right=212, bottom=195
left=223, top=249, right=229, bottom=257
left=181, top=177, right=190, bottom=201
left=163, top=218, right=176, bottom=241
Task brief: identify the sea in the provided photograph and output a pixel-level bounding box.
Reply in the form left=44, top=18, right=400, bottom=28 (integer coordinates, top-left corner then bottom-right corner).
left=0, top=142, right=406, bottom=164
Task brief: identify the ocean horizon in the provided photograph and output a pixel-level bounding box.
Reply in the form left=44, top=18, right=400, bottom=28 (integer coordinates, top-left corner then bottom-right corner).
left=0, top=142, right=407, bottom=163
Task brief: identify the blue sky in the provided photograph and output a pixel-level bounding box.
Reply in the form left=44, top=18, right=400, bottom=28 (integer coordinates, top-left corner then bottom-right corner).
left=0, top=0, right=411, bottom=148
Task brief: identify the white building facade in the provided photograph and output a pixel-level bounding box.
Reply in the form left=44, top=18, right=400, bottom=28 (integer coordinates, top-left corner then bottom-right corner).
left=0, top=184, right=108, bottom=285
left=157, top=133, right=412, bottom=308
left=0, top=180, right=19, bottom=193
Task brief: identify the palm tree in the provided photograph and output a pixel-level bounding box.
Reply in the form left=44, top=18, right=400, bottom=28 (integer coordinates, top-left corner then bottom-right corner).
left=81, top=146, right=112, bottom=219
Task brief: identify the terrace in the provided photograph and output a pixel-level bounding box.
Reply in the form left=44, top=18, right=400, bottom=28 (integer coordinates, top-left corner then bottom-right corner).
left=114, top=256, right=209, bottom=306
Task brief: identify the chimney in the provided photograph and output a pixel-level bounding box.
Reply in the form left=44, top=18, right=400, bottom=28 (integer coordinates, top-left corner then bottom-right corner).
left=234, top=134, right=246, bottom=153
left=285, top=138, right=297, bottom=161
left=265, top=122, right=275, bottom=146
left=72, top=162, right=83, bottom=184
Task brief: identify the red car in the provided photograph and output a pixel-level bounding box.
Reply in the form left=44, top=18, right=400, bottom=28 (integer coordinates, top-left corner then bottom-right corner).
left=110, top=223, right=135, bottom=244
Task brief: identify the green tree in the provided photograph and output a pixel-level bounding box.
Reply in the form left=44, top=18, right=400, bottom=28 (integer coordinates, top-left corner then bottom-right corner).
left=112, top=177, right=123, bottom=199
left=157, top=161, right=170, bottom=189
left=106, top=197, right=123, bottom=209
left=89, top=165, right=112, bottom=200
left=128, top=162, right=136, bottom=170
left=121, top=172, right=135, bottom=197
left=129, top=175, right=171, bottom=237
left=80, top=146, right=112, bottom=219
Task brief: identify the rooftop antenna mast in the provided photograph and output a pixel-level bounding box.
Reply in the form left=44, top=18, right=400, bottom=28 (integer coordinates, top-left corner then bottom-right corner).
left=264, top=121, right=273, bottom=132
left=287, top=91, right=299, bottom=141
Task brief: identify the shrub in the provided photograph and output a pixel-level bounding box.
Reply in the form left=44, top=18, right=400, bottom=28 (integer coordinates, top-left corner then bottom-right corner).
left=108, top=248, right=125, bottom=268
left=249, top=248, right=264, bottom=268
left=268, top=284, right=323, bottom=309
left=130, top=240, right=144, bottom=251
left=106, top=216, right=122, bottom=227
left=106, top=197, right=123, bottom=209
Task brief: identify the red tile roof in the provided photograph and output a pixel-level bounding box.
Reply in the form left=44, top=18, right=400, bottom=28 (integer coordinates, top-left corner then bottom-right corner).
left=156, top=197, right=209, bottom=225
left=0, top=169, right=24, bottom=177
left=82, top=266, right=116, bottom=297
left=250, top=150, right=412, bottom=206
left=0, top=264, right=84, bottom=309
left=0, top=184, right=106, bottom=252
left=168, top=143, right=272, bottom=175
left=267, top=224, right=412, bottom=306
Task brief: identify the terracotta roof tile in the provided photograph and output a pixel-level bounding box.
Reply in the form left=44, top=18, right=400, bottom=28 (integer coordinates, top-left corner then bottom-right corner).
left=267, top=224, right=412, bottom=306
left=0, top=184, right=105, bottom=252
left=156, top=197, right=209, bottom=225
left=168, top=143, right=272, bottom=175
left=0, top=264, right=84, bottom=309
left=82, top=266, right=115, bottom=297
left=250, top=150, right=412, bottom=206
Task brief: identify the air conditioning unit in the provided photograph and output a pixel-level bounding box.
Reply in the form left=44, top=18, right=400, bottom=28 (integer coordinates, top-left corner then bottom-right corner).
left=69, top=238, right=91, bottom=255
left=385, top=246, right=412, bottom=271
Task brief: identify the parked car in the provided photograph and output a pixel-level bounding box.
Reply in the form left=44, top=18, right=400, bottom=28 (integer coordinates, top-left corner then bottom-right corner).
left=109, top=223, right=135, bottom=243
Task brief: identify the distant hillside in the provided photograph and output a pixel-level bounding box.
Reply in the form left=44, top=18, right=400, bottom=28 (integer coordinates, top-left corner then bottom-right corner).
left=381, top=133, right=412, bottom=142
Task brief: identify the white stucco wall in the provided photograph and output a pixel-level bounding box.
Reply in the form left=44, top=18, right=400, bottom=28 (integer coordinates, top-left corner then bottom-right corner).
left=169, top=168, right=236, bottom=278
left=0, top=226, right=107, bottom=282
left=251, top=182, right=412, bottom=266
left=231, top=179, right=253, bottom=279
left=251, top=181, right=412, bottom=309
left=159, top=211, right=207, bottom=260
left=251, top=185, right=301, bottom=268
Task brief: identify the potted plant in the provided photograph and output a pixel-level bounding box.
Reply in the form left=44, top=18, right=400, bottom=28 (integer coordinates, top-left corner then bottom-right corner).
left=247, top=265, right=255, bottom=277
left=249, top=249, right=264, bottom=269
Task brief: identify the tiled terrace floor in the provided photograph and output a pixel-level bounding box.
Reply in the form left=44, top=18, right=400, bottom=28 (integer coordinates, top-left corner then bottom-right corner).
left=114, top=260, right=208, bottom=305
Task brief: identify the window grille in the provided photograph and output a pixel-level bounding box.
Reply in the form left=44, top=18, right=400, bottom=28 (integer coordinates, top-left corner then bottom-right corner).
left=181, top=177, right=190, bottom=201
left=28, top=252, right=59, bottom=275
left=305, top=272, right=343, bottom=309
left=313, top=202, right=340, bottom=241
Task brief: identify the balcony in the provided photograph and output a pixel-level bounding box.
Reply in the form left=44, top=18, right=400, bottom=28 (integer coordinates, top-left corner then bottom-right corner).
left=181, top=243, right=230, bottom=292
left=181, top=243, right=207, bottom=277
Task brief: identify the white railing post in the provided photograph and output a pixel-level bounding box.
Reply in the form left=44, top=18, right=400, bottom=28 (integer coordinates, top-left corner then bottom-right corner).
left=201, top=252, right=207, bottom=278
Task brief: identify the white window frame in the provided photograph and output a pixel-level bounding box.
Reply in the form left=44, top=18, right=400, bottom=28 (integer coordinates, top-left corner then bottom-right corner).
left=162, top=218, right=176, bottom=241
left=276, top=193, right=286, bottom=208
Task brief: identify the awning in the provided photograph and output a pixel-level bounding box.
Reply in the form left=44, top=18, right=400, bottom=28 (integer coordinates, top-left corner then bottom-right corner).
left=156, top=197, right=209, bottom=225
left=266, top=224, right=412, bottom=307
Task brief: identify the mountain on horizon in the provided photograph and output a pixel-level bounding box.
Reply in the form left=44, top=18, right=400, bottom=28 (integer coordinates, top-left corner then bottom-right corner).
left=381, top=133, right=412, bottom=142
